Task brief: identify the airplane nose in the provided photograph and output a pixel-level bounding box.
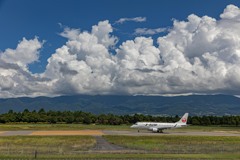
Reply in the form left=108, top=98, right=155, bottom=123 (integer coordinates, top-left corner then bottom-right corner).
left=130, top=125, right=135, bottom=128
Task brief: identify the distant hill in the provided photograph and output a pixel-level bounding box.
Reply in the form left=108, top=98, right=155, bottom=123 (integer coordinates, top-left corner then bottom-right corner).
left=0, top=95, right=239, bottom=116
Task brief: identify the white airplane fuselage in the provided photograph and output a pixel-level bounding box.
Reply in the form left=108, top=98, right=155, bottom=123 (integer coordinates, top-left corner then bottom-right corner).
left=130, top=113, right=188, bottom=133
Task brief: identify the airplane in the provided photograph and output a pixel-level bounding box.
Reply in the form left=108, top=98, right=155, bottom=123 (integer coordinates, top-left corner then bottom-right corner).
left=130, top=113, right=189, bottom=133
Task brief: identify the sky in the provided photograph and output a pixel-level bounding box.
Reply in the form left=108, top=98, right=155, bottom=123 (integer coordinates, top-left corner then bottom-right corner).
left=0, top=0, right=240, bottom=98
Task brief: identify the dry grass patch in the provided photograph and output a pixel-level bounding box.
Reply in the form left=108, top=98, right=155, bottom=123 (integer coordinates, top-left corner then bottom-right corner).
left=30, top=130, right=104, bottom=136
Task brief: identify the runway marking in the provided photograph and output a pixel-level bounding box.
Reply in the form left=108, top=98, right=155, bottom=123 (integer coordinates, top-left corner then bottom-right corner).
left=30, top=130, right=104, bottom=136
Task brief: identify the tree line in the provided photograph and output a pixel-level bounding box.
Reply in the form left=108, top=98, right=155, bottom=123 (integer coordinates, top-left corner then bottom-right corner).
left=0, top=109, right=239, bottom=126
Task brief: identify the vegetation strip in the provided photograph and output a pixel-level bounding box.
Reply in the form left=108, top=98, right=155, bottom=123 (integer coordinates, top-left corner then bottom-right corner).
left=0, top=109, right=240, bottom=126
left=0, top=135, right=238, bottom=159
left=104, top=135, right=240, bottom=154
left=0, top=135, right=96, bottom=156
left=0, top=153, right=239, bottom=159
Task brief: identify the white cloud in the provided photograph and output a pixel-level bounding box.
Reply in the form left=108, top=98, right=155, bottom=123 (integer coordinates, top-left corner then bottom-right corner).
left=59, top=27, right=81, bottom=40
left=1, top=4, right=240, bottom=97
left=220, top=4, right=240, bottom=20
left=0, top=37, right=49, bottom=98
left=134, top=27, right=168, bottom=35
left=1, top=37, right=43, bottom=67
left=115, top=17, right=146, bottom=24
left=44, top=20, right=117, bottom=95
left=91, top=20, right=118, bottom=48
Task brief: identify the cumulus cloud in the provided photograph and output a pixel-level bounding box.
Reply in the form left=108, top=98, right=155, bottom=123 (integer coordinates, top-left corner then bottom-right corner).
left=0, top=37, right=51, bottom=98
left=1, top=37, right=43, bottom=67
left=115, top=17, right=146, bottom=24
left=134, top=27, right=168, bottom=35
left=1, top=4, right=240, bottom=98
left=44, top=20, right=117, bottom=95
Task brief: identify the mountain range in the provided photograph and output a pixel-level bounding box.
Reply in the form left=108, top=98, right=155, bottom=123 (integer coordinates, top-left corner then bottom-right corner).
left=0, top=95, right=239, bottom=116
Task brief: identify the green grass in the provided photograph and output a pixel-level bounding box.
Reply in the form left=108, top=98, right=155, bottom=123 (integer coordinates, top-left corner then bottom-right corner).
left=0, top=123, right=131, bottom=131
left=0, top=153, right=239, bottom=159
left=38, top=153, right=240, bottom=159
left=0, top=123, right=239, bottom=132
left=0, top=124, right=239, bottom=159
left=0, top=136, right=95, bottom=155
left=105, top=135, right=240, bottom=154
left=0, top=134, right=238, bottom=159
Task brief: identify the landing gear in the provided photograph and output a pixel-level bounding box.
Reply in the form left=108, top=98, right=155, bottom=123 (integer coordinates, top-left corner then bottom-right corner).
left=138, top=130, right=140, bottom=133
left=158, top=130, right=163, bottom=133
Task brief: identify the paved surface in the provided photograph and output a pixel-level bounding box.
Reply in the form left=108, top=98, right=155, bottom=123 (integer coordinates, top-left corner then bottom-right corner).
left=103, top=130, right=240, bottom=136
left=0, top=130, right=33, bottom=136
left=92, top=136, right=125, bottom=151
left=0, top=130, right=239, bottom=136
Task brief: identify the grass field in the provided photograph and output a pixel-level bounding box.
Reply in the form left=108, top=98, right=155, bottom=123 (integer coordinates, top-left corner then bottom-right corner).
left=0, top=123, right=239, bottom=132
left=0, top=123, right=131, bottom=131
left=0, top=135, right=238, bottom=159
left=0, top=124, right=239, bottom=159
left=105, top=135, right=240, bottom=154
left=0, top=153, right=239, bottom=159
left=0, top=136, right=95, bottom=156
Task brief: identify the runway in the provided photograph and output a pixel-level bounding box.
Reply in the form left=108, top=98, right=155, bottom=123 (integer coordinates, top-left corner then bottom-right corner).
left=0, top=130, right=239, bottom=136
left=103, top=130, right=240, bottom=136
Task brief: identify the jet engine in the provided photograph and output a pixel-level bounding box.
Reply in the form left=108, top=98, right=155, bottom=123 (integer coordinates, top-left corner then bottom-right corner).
left=151, top=128, right=159, bottom=132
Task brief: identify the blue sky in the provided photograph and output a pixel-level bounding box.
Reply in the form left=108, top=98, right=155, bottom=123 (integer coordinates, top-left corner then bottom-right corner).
left=1, top=0, right=239, bottom=73
left=1, top=0, right=240, bottom=97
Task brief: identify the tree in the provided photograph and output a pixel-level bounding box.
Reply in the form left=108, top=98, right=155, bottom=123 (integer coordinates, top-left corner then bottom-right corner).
left=191, top=117, right=200, bottom=125
left=83, top=116, right=92, bottom=124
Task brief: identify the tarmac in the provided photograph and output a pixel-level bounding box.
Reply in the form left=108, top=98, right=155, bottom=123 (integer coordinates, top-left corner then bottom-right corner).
left=0, top=129, right=239, bottom=136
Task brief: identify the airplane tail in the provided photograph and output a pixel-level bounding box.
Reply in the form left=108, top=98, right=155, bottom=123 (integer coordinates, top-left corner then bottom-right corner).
left=176, top=113, right=189, bottom=124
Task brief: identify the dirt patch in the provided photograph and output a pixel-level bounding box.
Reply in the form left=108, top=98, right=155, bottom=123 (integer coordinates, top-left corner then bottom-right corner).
left=30, top=130, right=104, bottom=136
